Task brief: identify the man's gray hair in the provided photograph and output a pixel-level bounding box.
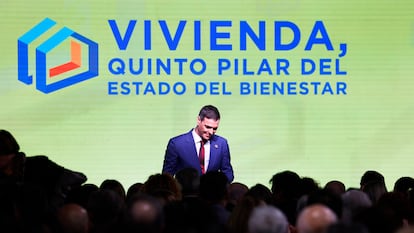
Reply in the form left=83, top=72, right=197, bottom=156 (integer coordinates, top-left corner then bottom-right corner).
left=248, top=205, right=289, bottom=233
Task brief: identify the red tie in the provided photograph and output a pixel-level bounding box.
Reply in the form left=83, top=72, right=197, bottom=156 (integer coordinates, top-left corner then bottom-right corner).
left=199, top=140, right=205, bottom=174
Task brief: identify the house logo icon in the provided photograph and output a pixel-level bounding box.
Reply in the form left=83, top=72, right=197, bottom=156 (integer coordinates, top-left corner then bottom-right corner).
left=18, top=18, right=99, bottom=93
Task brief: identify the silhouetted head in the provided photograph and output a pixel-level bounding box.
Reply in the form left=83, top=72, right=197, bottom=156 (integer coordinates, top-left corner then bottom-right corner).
left=0, top=130, right=23, bottom=175
left=270, top=170, right=302, bottom=200
left=100, top=179, right=126, bottom=201
left=360, top=170, right=385, bottom=189
left=325, top=180, right=346, bottom=196
left=175, top=167, right=200, bottom=197
left=394, top=177, right=414, bottom=193
left=0, top=130, right=20, bottom=156
left=200, top=171, right=229, bottom=203
left=57, top=203, right=89, bottom=233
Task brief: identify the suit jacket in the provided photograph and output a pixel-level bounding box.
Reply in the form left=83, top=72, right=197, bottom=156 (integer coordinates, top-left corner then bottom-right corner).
left=162, top=129, right=234, bottom=182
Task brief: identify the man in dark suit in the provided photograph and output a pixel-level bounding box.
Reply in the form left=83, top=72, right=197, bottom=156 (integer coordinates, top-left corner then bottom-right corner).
left=162, top=105, right=234, bottom=183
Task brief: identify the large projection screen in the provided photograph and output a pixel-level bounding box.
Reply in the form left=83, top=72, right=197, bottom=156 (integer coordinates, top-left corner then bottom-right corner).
left=1, top=0, right=413, bottom=190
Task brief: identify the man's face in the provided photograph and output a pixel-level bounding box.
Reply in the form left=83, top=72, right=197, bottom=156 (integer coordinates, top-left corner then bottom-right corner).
left=196, top=117, right=220, bottom=141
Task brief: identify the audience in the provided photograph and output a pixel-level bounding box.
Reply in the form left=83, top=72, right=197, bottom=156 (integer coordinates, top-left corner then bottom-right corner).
left=396, top=227, right=414, bottom=233
left=140, top=173, right=182, bottom=205
left=360, top=170, right=387, bottom=190
left=100, top=179, right=126, bottom=201
left=270, top=170, right=303, bottom=227
left=86, top=189, right=126, bottom=233
left=306, top=188, right=343, bottom=219
left=325, top=222, right=369, bottom=233
left=324, top=180, right=346, bottom=197
left=227, top=195, right=262, bottom=233
left=296, top=204, right=338, bottom=233
left=55, top=203, right=89, bottom=233
left=341, top=189, right=372, bottom=224
left=174, top=167, right=200, bottom=199
left=248, top=205, right=289, bottom=233
left=245, top=183, right=273, bottom=205
left=226, top=182, right=249, bottom=211
left=125, top=182, right=143, bottom=204
left=125, top=193, right=164, bottom=233
left=199, top=171, right=231, bottom=226
left=4, top=129, right=414, bottom=233
left=394, top=177, right=414, bottom=195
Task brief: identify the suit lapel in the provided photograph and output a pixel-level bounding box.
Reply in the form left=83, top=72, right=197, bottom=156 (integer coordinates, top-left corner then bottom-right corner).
left=186, top=130, right=202, bottom=171
left=207, top=136, right=218, bottom=172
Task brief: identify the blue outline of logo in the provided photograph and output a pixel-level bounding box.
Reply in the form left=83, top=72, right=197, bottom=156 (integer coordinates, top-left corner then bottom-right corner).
left=18, top=18, right=99, bottom=94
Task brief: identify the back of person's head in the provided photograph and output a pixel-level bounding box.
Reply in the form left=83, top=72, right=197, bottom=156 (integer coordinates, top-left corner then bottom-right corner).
left=248, top=205, right=289, bottom=233
left=174, top=167, right=200, bottom=197
left=141, top=173, right=182, bottom=203
left=198, top=105, right=220, bottom=121
left=353, top=192, right=414, bottom=233
left=86, top=189, right=126, bottom=232
left=126, top=182, right=143, bottom=204
left=361, top=180, right=387, bottom=204
left=246, top=183, right=273, bottom=204
left=100, top=179, right=126, bottom=201
left=0, top=129, right=20, bottom=156
left=228, top=182, right=248, bottom=201
left=306, top=188, right=343, bottom=219
left=66, top=183, right=99, bottom=208
left=56, top=203, right=89, bottom=233
left=270, top=171, right=302, bottom=227
left=270, top=170, right=302, bottom=200
left=227, top=195, right=262, bottom=233
left=163, top=197, right=224, bottom=233
left=125, top=193, right=164, bottom=233
left=301, top=177, right=320, bottom=196
left=341, top=189, right=372, bottom=223
left=394, top=177, right=414, bottom=194
left=376, top=192, right=414, bottom=230
left=360, top=170, right=385, bottom=189
left=296, top=204, right=338, bottom=233
left=199, top=171, right=229, bottom=203
left=324, top=180, right=346, bottom=197
left=0, top=130, right=24, bottom=179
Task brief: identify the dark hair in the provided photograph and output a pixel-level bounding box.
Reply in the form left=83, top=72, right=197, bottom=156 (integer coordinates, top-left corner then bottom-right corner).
left=200, top=171, right=228, bottom=202
left=394, top=177, right=414, bottom=193
left=269, top=170, right=302, bottom=198
left=360, top=170, right=385, bottom=187
left=198, top=105, right=220, bottom=121
left=0, top=129, right=20, bottom=156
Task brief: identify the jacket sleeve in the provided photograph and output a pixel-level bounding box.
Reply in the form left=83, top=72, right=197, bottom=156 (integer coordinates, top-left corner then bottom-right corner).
left=162, top=138, right=178, bottom=176
left=220, top=139, right=234, bottom=183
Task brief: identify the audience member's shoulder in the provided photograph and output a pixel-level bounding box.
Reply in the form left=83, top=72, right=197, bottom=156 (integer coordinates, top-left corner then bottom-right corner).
left=25, top=155, right=64, bottom=176
left=26, top=155, right=58, bottom=164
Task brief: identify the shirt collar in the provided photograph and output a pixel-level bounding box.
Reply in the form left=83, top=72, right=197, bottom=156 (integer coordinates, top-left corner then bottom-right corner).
left=192, top=128, right=209, bottom=144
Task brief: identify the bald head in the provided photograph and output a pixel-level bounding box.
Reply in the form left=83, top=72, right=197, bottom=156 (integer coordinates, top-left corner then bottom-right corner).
left=128, top=194, right=164, bottom=226
left=57, top=203, right=89, bottom=233
left=296, top=204, right=337, bottom=233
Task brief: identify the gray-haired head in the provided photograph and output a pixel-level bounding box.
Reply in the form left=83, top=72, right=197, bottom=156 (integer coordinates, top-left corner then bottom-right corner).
left=248, top=205, right=289, bottom=233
